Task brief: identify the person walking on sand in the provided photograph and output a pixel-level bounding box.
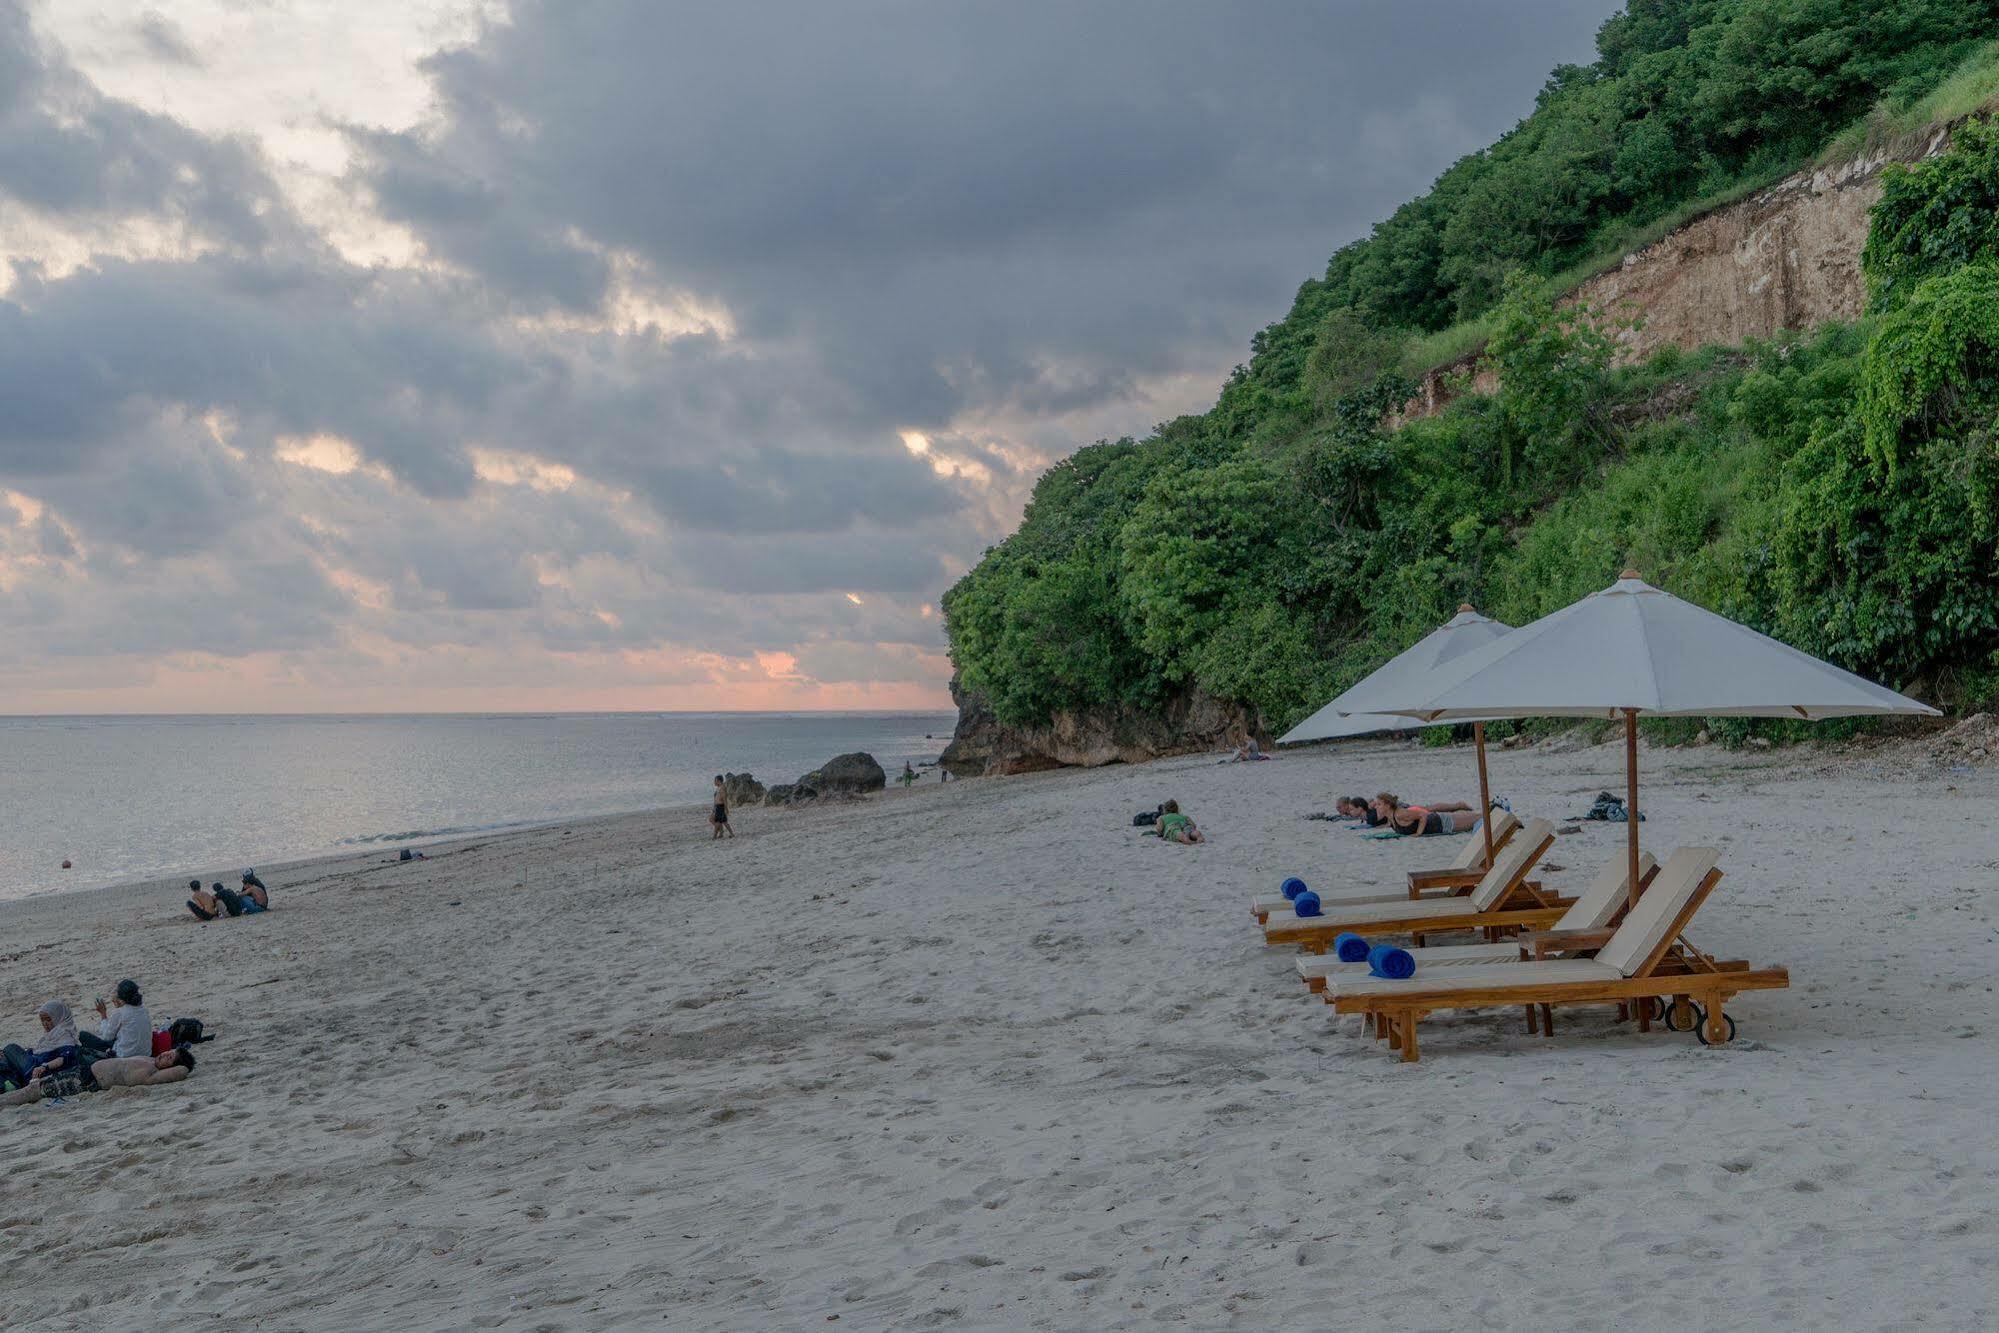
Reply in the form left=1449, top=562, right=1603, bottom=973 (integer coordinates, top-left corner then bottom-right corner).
left=899, top=762, right=918, bottom=789
left=711, top=775, right=734, bottom=840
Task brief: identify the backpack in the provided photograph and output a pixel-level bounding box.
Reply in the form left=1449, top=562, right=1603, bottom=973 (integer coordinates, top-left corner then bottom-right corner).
left=1132, top=807, right=1161, bottom=827
left=160, top=1018, right=213, bottom=1051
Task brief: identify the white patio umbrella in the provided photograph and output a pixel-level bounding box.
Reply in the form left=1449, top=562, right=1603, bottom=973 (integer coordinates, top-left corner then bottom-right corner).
left=1357, top=571, right=1940, bottom=912
left=1281, top=605, right=1514, bottom=859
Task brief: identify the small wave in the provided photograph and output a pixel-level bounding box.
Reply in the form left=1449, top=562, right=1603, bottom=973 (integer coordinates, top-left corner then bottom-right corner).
left=335, top=820, right=532, bottom=847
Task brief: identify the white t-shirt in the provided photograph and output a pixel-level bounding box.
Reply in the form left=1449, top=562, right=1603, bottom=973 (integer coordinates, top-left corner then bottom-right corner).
left=97, top=1003, right=151, bottom=1058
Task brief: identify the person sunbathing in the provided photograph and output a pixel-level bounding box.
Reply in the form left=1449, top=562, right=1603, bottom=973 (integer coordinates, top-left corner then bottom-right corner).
left=1375, top=793, right=1478, bottom=836
left=1156, top=799, right=1206, bottom=844
left=1335, top=796, right=1381, bottom=825
left=1, top=1047, right=195, bottom=1107
left=2, top=1001, right=83, bottom=1089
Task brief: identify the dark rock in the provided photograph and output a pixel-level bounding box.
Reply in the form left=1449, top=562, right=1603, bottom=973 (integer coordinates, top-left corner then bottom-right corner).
left=800, top=752, right=886, bottom=795
left=764, top=782, right=817, bottom=806
left=721, top=772, right=765, bottom=807
left=940, top=676, right=1266, bottom=776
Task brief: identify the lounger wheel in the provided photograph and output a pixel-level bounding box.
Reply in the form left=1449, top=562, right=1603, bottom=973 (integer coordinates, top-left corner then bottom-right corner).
left=1694, top=1011, right=1737, bottom=1046
left=1663, top=1000, right=1701, bottom=1033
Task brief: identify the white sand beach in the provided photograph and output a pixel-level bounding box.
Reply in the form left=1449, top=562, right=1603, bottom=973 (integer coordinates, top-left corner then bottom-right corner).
left=2, top=735, right=1996, bottom=1329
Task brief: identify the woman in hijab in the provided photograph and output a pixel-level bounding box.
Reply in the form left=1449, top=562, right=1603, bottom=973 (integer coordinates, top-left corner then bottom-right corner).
left=2, top=1001, right=83, bottom=1088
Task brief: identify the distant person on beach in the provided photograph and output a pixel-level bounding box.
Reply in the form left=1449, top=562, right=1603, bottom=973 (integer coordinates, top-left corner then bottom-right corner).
left=187, top=879, right=252, bottom=920
left=80, top=980, right=151, bottom=1060
left=1156, top=799, right=1206, bottom=844
left=1, top=1047, right=195, bottom=1107
left=1228, top=739, right=1269, bottom=762
left=711, top=775, right=734, bottom=840
left=899, top=762, right=918, bottom=789
left=2, top=1001, right=83, bottom=1088
left=1335, top=796, right=1380, bottom=825
left=239, top=870, right=269, bottom=911
left=1375, top=793, right=1478, bottom=836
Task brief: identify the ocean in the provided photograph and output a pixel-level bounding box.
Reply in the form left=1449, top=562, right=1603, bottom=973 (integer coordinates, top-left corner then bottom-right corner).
left=0, top=711, right=957, bottom=903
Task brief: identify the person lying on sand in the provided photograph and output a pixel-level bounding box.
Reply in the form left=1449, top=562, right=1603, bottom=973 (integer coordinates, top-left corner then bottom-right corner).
left=1374, top=793, right=1479, bottom=836
left=2, top=1001, right=83, bottom=1089
left=1335, top=796, right=1382, bottom=825
left=0, top=1047, right=195, bottom=1108
left=79, top=980, right=151, bottom=1060
left=1156, top=799, right=1206, bottom=844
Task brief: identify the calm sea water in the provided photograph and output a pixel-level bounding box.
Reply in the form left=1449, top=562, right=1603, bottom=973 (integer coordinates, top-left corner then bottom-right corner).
left=0, top=712, right=957, bottom=903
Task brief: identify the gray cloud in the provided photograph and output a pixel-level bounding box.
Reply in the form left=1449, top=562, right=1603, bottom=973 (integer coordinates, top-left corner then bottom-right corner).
left=0, top=0, right=1620, bottom=702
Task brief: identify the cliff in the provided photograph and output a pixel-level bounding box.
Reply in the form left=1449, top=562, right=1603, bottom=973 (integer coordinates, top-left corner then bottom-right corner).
left=1396, top=127, right=1955, bottom=422
left=941, top=679, right=1264, bottom=776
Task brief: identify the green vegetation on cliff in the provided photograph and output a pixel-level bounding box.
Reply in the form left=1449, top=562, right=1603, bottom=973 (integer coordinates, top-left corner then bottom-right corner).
left=944, top=2, right=1999, bottom=736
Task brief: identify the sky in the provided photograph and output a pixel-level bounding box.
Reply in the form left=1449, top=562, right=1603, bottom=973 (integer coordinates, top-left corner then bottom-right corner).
left=0, top=0, right=1618, bottom=713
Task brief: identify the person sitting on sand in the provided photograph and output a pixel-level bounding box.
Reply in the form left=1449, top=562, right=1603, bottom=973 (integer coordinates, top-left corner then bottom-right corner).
left=1, top=1047, right=195, bottom=1108
left=2, top=1001, right=83, bottom=1089
left=1374, top=793, right=1479, bottom=836
left=711, top=775, right=734, bottom=840
left=79, top=980, right=151, bottom=1060
left=238, top=870, right=269, bottom=912
left=187, top=879, right=252, bottom=920
left=1229, top=739, right=1270, bottom=762
left=1156, top=799, right=1206, bottom=844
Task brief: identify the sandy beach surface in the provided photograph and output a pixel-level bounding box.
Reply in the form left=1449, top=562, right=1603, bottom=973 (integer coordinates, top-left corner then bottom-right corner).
left=2, top=733, right=1995, bottom=1330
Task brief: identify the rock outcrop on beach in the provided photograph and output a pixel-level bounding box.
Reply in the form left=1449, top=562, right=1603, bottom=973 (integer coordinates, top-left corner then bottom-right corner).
left=941, top=679, right=1264, bottom=776
left=764, top=782, right=815, bottom=805
left=721, top=772, right=766, bottom=807
left=801, top=752, right=886, bottom=795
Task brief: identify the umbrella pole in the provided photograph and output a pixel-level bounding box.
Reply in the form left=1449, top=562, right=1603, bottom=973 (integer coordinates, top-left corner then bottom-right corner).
left=1625, top=709, right=1642, bottom=913
left=1474, top=722, right=1494, bottom=863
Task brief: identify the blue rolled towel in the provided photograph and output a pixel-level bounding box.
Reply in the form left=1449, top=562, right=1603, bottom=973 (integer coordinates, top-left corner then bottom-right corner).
left=1292, top=890, right=1322, bottom=918
left=1280, top=876, right=1308, bottom=902
left=1367, top=943, right=1416, bottom=980
left=1333, top=932, right=1371, bottom=963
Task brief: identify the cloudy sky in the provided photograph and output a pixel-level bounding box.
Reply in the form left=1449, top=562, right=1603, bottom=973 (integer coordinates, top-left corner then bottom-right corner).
left=0, top=0, right=1615, bottom=713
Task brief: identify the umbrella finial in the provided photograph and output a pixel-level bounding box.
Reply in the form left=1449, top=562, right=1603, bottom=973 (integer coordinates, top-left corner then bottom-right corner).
left=1619, top=567, right=1642, bottom=580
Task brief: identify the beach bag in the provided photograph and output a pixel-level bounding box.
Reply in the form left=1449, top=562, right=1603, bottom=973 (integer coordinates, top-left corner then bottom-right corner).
left=1132, top=808, right=1161, bottom=827
left=163, top=1018, right=213, bottom=1050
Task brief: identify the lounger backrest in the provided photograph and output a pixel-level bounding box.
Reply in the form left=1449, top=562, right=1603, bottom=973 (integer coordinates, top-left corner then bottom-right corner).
left=1553, top=850, right=1658, bottom=932
left=1466, top=818, right=1554, bottom=910
left=1595, top=847, right=1721, bottom=977
left=1446, top=808, right=1520, bottom=871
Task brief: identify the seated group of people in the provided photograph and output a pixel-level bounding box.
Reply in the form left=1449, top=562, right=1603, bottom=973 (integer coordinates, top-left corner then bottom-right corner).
left=187, top=869, right=269, bottom=921
left=2, top=981, right=199, bottom=1107
left=1333, top=792, right=1483, bottom=837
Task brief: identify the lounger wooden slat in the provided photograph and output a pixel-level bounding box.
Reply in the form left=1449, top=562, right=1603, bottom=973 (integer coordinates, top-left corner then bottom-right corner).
left=1249, top=809, right=1519, bottom=923
left=1325, top=847, right=1789, bottom=1061
left=1295, top=851, right=1658, bottom=992
left=1262, top=820, right=1567, bottom=953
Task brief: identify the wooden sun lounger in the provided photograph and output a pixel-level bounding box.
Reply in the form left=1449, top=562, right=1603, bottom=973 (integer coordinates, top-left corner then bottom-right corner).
left=1295, top=850, right=1658, bottom=992
left=1249, top=809, right=1521, bottom=924
left=1262, top=820, right=1568, bottom=953
left=1324, top=846, right=1789, bottom=1061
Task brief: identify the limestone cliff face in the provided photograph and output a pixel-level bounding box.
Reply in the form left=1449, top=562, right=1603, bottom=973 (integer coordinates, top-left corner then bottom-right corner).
left=941, top=678, right=1264, bottom=775
left=1396, top=127, right=1954, bottom=422
left=947, top=129, right=1957, bottom=773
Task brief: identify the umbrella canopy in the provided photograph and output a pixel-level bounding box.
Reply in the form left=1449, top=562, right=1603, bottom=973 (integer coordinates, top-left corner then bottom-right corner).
left=1359, top=572, right=1939, bottom=912
left=1362, top=575, right=1938, bottom=722
left=1281, top=607, right=1512, bottom=742
left=1281, top=606, right=1515, bottom=860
